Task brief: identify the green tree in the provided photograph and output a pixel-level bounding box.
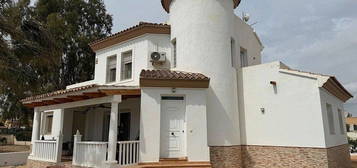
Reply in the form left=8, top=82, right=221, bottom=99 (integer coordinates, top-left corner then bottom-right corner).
left=0, top=0, right=113, bottom=125
left=34, top=0, right=112, bottom=87
left=0, top=0, right=62, bottom=125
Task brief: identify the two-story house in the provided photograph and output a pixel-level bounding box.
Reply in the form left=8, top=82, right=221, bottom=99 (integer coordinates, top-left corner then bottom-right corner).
left=22, top=0, right=353, bottom=168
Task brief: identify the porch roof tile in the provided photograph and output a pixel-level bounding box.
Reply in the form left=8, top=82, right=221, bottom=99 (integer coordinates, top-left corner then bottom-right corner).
left=140, top=69, right=210, bottom=81
left=140, top=69, right=210, bottom=88
left=21, top=85, right=141, bottom=107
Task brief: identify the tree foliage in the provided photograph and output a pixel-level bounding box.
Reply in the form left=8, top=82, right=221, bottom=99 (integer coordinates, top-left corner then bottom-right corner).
left=0, top=0, right=112, bottom=125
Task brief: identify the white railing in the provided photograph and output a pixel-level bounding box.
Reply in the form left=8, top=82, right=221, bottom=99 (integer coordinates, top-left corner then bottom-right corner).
left=118, top=141, right=140, bottom=166
left=32, top=140, right=58, bottom=162
left=73, top=142, right=108, bottom=168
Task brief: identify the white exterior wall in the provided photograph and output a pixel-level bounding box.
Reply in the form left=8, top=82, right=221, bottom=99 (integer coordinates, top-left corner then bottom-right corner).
left=319, top=88, right=348, bottom=147
left=169, top=0, right=241, bottom=146
left=233, top=16, right=263, bottom=66
left=66, top=34, right=172, bottom=89
left=140, top=88, right=209, bottom=163
left=239, top=62, right=327, bottom=147
left=84, top=108, right=105, bottom=141
left=94, top=35, right=148, bottom=86
left=146, top=34, right=173, bottom=69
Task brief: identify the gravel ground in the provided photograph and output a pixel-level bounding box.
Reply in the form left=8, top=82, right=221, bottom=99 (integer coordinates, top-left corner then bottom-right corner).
left=0, top=145, right=30, bottom=153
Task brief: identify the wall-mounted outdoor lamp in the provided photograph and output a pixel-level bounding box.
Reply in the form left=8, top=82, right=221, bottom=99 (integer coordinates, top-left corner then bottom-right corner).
left=260, top=108, right=265, bottom=114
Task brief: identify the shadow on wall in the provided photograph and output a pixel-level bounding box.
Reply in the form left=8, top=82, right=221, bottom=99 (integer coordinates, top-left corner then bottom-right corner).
left=206, top=83, right=239, bottom=146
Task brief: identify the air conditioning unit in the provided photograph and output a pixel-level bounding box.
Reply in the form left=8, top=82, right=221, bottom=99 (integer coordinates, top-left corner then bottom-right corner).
left=150, top=52, right=166, bottom=62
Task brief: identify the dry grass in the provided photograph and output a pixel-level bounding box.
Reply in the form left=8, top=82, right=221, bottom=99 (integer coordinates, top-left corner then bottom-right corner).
left=0, top=145, right=30, bottom=153
left=0, top=166, right=26, bottom=168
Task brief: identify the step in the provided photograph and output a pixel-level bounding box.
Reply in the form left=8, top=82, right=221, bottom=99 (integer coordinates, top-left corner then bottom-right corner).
left=140, top=161, right=212, bottom=168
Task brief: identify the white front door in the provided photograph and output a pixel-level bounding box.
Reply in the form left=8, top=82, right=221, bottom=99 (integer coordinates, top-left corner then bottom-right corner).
left=160, top=97, right=186, bottom=158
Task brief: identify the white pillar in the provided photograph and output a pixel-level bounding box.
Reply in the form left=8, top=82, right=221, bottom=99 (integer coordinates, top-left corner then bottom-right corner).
left=106, top=95, right=121, bottom=166
left=30, top=108, right=41, bottom=155
left=55, top=132, right=63, bottom=163
left=72, top=130, right=82, bottom=165
left=54, top=109, right=64, bottom=163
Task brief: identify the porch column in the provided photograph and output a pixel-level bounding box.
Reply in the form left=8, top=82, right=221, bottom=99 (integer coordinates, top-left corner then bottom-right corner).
left=55, top=109, right=64, bottom=163
left=30, top=108, right=41, bottom=155
left=107, top=95, right=122, bottom=165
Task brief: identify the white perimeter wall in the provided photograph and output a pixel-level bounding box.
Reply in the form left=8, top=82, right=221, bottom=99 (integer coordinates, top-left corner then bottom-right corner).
left=140, top=87, right=210, bottom=163
left=239, top=62, right=328, bottom=147
left=319, top=88, right=348, bottom=147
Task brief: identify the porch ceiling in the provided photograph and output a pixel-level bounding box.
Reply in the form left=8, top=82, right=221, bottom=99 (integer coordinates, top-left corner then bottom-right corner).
left=21, top=85, right=141, bottom=108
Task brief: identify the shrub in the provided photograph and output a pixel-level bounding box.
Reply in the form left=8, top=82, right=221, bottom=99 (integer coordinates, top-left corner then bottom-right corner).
left=15, top=131, right=32, bottom=141
left=0, top=137, right=7, bottom=145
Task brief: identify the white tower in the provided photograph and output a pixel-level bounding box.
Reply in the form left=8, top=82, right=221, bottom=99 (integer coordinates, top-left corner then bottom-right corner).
left=162, top=0, right=242, bottom=146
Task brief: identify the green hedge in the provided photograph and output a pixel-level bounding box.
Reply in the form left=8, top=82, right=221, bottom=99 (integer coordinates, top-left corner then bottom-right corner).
left=0, top=128, right=32, bottom=141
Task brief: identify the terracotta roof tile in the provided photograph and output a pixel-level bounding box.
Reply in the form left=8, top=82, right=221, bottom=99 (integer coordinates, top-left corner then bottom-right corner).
left=21, top=84, right=140, bottom=103
left=21, top=84, right=99, bottom=103
left=89, top=22, right=170, bottom=50
left=140, top=69, right=210, bottom=81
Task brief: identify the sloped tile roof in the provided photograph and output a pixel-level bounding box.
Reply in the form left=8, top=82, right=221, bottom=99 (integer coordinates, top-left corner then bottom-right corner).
left=89, top=22, right=170, bottom=51
left=21, top=84, right=140, bottom=103
left=21, top=84, right=99, bottom=102
left=280, top=66, right=353, bottom=102
left=140, top=69, right=210, bottom=81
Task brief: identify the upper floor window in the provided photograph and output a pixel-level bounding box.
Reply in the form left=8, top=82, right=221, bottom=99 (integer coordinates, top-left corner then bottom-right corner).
left=44, top=112, right=53, bottom=135
left=326, top=103, right=335, bottom=135
left=107, top=55, right=117, bottom=83
left=231, top=38, right=237, bottom=68
left=121, top=51, right=133, bottom=81
left=240, top=47, right=248, bottom=67
left=172, top=39, right=177, bottom=68
left=338, top=109, right=345, bottom=134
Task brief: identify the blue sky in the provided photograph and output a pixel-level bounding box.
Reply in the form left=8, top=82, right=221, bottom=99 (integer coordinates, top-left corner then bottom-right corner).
left=103, top=0, right=357, bottom=114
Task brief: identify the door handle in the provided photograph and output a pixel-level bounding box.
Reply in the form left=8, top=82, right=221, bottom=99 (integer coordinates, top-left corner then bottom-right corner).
left=171, top=132, right=175, bottom=136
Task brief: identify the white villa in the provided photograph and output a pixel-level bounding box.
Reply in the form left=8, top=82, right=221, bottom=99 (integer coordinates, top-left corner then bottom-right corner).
left=22, top=0, right=353, bottom=168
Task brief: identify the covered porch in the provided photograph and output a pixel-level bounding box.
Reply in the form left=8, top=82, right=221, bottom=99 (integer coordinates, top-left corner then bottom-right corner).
left=22, top=85, right=141, bottom=168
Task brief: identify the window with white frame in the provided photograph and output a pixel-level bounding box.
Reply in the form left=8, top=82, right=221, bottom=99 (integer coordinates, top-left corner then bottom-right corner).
left=172, top=39, right=177, bottom=68
left=121, top=51, right=133, bottom=81
left=106, top=55, right=117, bottom=83
left=231, top=38, right=237, bottom=68
left=44, top=112, right=53, bottom=135
left=338, top=109, right=345, bottom=134
left=240, top=47, right=248, bottom=67
left=326, top=103, right=335, bottom=135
